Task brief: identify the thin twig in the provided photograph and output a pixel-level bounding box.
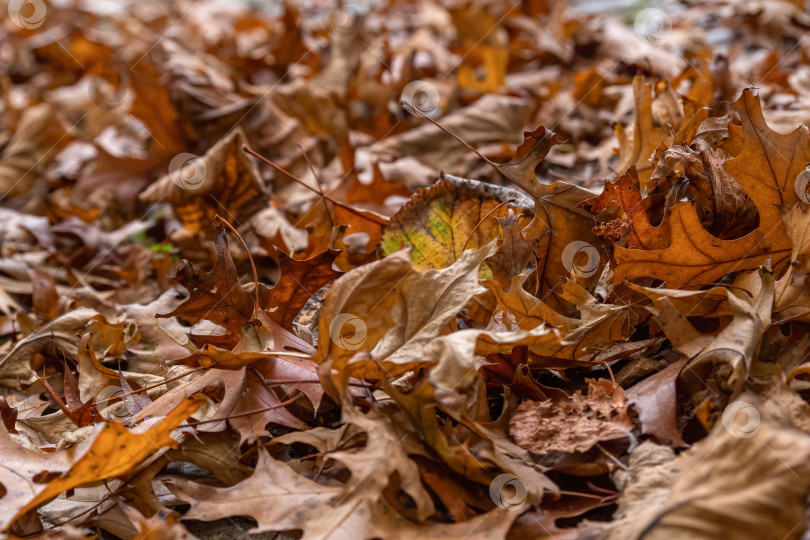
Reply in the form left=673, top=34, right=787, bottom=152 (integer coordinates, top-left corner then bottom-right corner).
left=192, top=393, right=301, bottom=426
left=90, top=367, right=205, bottom=407
left=243, top=145, right=387, bottom=226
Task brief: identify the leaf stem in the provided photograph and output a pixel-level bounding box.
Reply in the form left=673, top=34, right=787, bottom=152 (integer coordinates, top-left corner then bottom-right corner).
left=461, top=198, right=514, bottom=252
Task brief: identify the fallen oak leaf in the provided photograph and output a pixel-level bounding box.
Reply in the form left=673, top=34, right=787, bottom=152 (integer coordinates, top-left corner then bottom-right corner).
left=130, top=367, right=304, bottom=443
left=614, top=76, right=675, bottom=192
left=0, top=308, right=105, bottom=387
left=158, top=220, right=312, bottom=355
left=157, top=223, right=256, bottom=334
left=258, top=249, right=342, bottom=329
left=171, top=447, right=520, bottom=539
left=612, top=89, right=806, bottom=287
left=3, top=395, right=203, bottom=531
left=415, top=119, right=602, bottom=307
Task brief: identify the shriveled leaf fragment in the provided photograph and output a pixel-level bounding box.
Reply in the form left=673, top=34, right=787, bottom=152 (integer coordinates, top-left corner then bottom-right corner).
left=581, top=168, right=668, bottom=250
left=509, top=379, right=632, bottom=464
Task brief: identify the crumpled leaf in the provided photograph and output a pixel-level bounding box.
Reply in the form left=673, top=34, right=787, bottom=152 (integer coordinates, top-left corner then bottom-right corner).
left=582, top=396, right=810, bottom=540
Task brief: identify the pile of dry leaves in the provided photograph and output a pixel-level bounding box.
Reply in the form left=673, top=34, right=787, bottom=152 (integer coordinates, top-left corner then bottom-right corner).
left=2, top=0, right=810, bottom=538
